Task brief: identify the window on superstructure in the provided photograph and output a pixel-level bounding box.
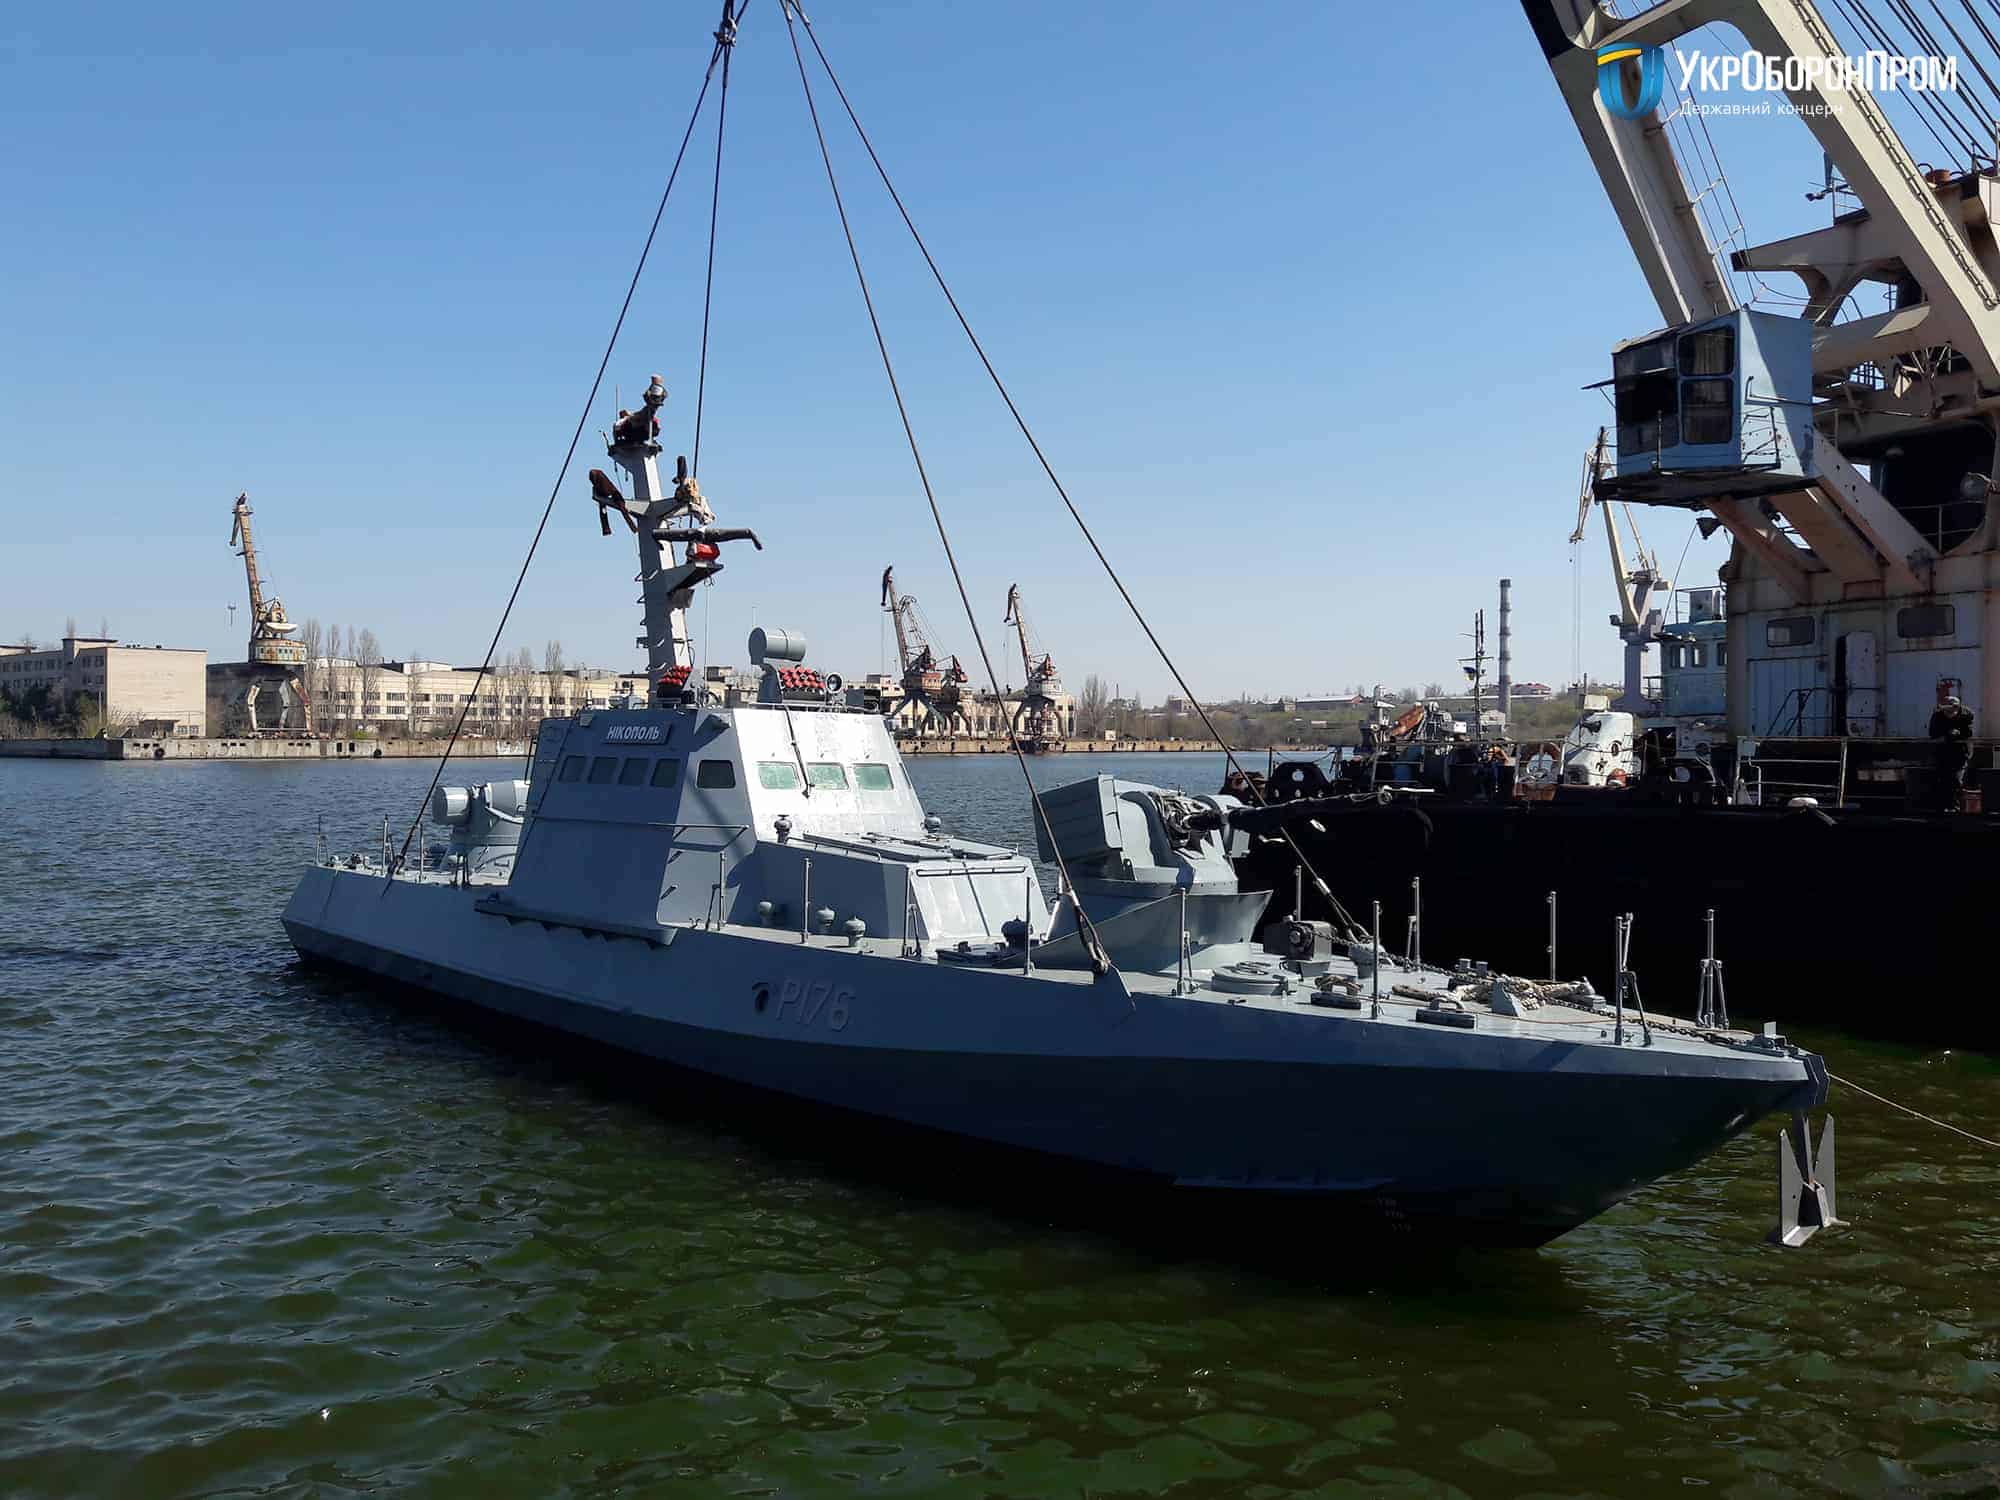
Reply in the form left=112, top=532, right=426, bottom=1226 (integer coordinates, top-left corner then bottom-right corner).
left=1766, top=616, right=1816, bottom=648
left=853, top=762, right=894, bottom=791
left=807, top=762, right=847, bottom=790
left=698, top=759, right=736, bottom=789
left=558, top=755, right=584, bottom=782
left=757, top=760, right=800, bottom=790
left=587, top=756, right=618, bottom=785
left=618, top=757, right=649, bottom=786
left=649, top=758, right=681, bottom=788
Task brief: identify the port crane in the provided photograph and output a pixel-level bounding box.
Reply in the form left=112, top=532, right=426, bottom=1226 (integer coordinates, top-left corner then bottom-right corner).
left=1526, top=0, right=2000, bottom=736
left=1569, top=427, right=1668, bottom=716
left=880, top=567, right=970, bottom=735
left=226, top=493, right=311, bottom=733
left=1002, top=583, right=1063, bottom=750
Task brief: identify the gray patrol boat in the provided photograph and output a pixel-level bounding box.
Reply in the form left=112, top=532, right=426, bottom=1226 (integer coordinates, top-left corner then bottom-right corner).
left=284, top=375, right=1838, bottom=1248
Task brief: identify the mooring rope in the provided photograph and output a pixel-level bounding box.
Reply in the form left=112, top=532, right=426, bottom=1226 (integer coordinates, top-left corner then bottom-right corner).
left=1829, top=1070, right=2000, bottom=1150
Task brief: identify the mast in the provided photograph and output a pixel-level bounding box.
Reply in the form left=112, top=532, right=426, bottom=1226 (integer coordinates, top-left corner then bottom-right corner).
left=590, top=374, right=760, bottom=703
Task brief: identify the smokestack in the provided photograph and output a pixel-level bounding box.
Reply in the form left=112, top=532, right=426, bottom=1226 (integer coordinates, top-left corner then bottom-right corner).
left=1497, top=578, right=1513, bottom=718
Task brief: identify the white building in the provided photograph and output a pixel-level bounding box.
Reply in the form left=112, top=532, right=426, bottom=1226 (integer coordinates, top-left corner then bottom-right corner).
left=0, top=637, right=207, bottom=735
left=308, top=658, right=649, bottom=737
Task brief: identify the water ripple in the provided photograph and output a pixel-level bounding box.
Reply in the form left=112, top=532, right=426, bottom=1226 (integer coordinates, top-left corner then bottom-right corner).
left=0, top=754, right=1994, bottom=1496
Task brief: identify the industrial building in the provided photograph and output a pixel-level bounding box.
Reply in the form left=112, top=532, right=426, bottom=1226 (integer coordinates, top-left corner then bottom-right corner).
left=0, top=638, right=208, bottom=735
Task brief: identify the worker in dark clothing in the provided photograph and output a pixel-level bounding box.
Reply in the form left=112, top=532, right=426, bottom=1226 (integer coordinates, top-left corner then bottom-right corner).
left=1928, top=694, right=1975, bottom=811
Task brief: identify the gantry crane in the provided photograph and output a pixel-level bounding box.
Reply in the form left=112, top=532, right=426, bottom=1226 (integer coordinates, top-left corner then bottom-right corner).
left=1002, top=583, right=1063, bottom=750
left=227, top=493, right=311, bottom=733
left=1526, top=0, right=2000, bottom=733
left=1568, top=428, right=1668, bottom=716
left=880, top=566, right=969, bottom=735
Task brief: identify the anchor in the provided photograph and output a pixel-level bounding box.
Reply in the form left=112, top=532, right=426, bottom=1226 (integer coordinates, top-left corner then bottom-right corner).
left=1770, top=1110, right=1841, bottom=1247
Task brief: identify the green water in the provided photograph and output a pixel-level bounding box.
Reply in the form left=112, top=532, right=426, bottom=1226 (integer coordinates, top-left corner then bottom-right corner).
left=2, top=753, right=1994, bottom=1497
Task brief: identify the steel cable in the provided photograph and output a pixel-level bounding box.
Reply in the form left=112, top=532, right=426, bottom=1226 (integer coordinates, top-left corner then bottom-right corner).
left=692, top=3, right=738, bottom=477
left=778, top=1, right=1112, bottom=974
left=790, top=9, right=1367, bottom=941
left=396, top=30, right=727, bottom=867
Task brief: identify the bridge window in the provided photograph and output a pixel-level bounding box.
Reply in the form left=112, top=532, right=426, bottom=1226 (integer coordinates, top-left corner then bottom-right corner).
left=697, top=759, right=737, bottom=789
left=1897, top=603, right=1955, bottom=639
left=1766, top=616, right=1816, bottom=648
left=757, top=760, right=800, bottom=790
left=558, top=755, right=584, bottom=782
left=618, top=757, right=649, bottom=786
left=807, top=762, right=848, bottom=790
left=587, top=756, right=618, bottom=785
left=853, top=762, right=894, bottom=791
left=649, top=758, right=681, bottom=788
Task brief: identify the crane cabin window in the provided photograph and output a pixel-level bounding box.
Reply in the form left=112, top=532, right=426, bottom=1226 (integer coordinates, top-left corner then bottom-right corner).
left=1680, top=379, right=1733, bottom=445
left=1678, top=327, right=1735, bottom=377
left=1897, top=604, right=1955, bottom=639
left=1766, top=616, right=1816, bottom=649
left=1613, top=336, right=1679, bottom=458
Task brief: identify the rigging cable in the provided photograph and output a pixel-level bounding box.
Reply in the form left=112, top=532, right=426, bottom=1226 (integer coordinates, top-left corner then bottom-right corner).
left=396, top=24, right=730, bottom=867
left=778, top=0, right=1112, bottom=975
left=789, top=7, right=1368, bottom=941
left=692, top=1, right=739, bottom=477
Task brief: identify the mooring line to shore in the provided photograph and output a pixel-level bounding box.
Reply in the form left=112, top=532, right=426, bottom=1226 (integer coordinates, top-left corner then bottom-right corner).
left=1829, top=1071, right=2000, bottom=1150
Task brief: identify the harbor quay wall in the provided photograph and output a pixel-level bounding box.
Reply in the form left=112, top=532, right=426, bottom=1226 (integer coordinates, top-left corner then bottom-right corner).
left=3, top=733, right=1315, bottom=762
left=898, top=738, right=1326, bottom=756
left=0, top=737, right=530, bottom=761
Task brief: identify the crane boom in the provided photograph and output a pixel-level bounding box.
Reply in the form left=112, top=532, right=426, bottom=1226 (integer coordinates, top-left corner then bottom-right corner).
left=230, top=493, right=268, bottom=623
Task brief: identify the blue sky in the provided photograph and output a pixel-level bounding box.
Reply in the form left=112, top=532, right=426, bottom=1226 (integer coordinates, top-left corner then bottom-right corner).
left=4, top=1, right=1852, bottom=702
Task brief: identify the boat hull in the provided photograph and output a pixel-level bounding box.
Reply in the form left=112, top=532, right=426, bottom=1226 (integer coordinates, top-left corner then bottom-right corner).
left=284, top=866, right=1812, bottom=1246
